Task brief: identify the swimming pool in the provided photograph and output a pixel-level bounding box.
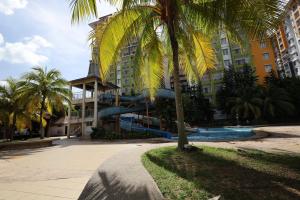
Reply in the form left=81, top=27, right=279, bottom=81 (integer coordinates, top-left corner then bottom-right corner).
left=172, top=127, right=254, bottom=141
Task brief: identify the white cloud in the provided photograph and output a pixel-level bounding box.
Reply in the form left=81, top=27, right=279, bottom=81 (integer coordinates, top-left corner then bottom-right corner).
left=0, top=33, right=4, bottom=45
left=0, top=0, right=28, bottom=15
left=0, top=34, right=52, bottom=65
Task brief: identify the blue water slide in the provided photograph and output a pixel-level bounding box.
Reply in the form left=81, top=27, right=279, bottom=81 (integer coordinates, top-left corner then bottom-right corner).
left=98, top=105, right=150, bottom=119
left=99, top=88, right=175, bottom=103
left=120, top=120, right=172, bottom=139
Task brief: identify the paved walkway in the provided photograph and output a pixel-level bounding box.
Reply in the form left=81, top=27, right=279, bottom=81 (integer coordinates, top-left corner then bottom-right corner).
left=0, top=139, right=139, bottom=200
left=0, top=126, right=299, bottom=200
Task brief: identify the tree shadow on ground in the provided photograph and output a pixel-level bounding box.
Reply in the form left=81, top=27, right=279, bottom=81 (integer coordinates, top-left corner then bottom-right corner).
left=145, top=147, right=300, bottom=200
left=78, top=171, right=159, bottom=200
left=268, top=132, right=300, bottom=138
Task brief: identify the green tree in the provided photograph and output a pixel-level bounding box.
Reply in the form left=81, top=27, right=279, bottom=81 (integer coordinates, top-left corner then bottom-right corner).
left=226, top=87, right=262, bottom=121
left=260, top=86, right=294, bottom=121
left=19, top=67, right=71, bottom=139
left=69, top=0, right=284, bottom=150
left=217, top=65, right=259, bottom=116
left=0, top=78, right=29, bottom=140
left=183, top=84, right=213, bottom=125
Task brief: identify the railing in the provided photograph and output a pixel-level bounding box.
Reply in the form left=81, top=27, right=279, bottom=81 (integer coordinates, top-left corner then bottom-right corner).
left=72, top=92, right=93, bottom=100
left=85, top=109, right=94, bottom=118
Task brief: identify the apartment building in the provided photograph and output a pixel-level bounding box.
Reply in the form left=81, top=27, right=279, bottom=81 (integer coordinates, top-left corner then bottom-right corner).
left=89, top=15, right=142, bottom=96
left=168, top=31, right=276, bottom=104
left=272, top=0, right=300, bottom=78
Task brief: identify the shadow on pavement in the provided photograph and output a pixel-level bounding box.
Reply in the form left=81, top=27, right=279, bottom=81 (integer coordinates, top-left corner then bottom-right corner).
left=79, top=170, right=156, bottom=200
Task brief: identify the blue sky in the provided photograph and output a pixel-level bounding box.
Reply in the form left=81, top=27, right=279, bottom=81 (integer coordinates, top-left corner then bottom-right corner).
left=0, top=0, right=116, bottom=81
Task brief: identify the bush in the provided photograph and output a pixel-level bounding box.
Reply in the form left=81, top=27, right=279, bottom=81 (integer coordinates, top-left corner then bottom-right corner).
left=90, top=127, right=106, bottom=139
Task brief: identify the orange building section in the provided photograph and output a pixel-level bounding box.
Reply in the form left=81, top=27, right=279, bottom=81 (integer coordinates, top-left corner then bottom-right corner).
left=250, top=39, right=277, bottom=84
left=278, top=24, right=289, bottom=52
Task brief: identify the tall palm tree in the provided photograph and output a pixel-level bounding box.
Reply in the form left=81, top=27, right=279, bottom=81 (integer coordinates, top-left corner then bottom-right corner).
left=0, top=78, right=28, bottom=140
left=19, top=67, right=71, bottom=139
left=69, top=0, right=284, bottom=150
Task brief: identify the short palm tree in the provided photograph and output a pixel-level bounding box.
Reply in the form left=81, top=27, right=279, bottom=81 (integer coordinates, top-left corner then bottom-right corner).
left=261, top=86, right=295, bottom=119
left=69, top=0, right=284, bottom=150
left=227, top=87, right=262, bottom=121
left=0, top=78, right=28, bottom=140
left=19, top=67, right=71, bottom=139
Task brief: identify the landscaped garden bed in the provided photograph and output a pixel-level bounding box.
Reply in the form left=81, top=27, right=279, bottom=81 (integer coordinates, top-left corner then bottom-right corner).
left=0, top=138, right=58, bottom=150
left=142, top=146, right=300, bottom=200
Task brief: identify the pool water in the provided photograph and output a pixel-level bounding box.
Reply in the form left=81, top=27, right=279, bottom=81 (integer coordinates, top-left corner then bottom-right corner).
left=172, top=127, right=254, bottom=141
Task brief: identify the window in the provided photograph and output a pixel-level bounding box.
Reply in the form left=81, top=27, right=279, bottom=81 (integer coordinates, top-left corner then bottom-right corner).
left=264, top=64, right=272, bottom=73
left=203, top=87, right=209, bottom=94
left=280, top=44, right=284, bottom=49
left=117, top=79, right=121, bottom=85
left=263, top=53, right=270, bottom=60
left=224, top=59, right=231, bottom=66
left=221, top=38, right=227, bottom=45
left=222, top=48, right=229, bottom=55
left=260, top=42, right=267, bottom=48
left=286, top=32, right=290, bottom=38
left=234, top=48, right=240, bottom=54
left=295, top=11, right=299, bottom=18
left=236, top=59, right=245, bottom=65
left=288, top=38, right=294, bottom=44
left=297, top=19, right=300, bottom=27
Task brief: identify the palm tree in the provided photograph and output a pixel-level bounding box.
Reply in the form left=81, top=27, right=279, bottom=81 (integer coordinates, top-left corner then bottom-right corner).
left=19, top=67, right=71, bottom=139
left=261, top=86, right=295, bottom=120
left=0, top=78, right=28, bottom=140
left=69, top=0, right=284, bottom=150
left=226, top=87, right=262, bottom=121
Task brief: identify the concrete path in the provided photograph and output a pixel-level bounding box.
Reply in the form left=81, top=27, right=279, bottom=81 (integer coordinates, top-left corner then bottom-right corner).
left=78, top=144, right=164, bottom=200
left=0, top=138, right=139, bottom=200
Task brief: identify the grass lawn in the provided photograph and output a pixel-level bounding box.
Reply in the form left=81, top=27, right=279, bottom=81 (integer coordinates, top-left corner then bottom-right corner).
left=142, top=146, right=300, bottom=200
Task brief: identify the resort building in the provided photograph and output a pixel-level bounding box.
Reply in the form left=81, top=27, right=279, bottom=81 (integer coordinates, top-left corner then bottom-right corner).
left=167, top=31, right=277, bottom=104
left=89, top=15, right=142, bottom=96
left=271, top=0, right=300, bottom=78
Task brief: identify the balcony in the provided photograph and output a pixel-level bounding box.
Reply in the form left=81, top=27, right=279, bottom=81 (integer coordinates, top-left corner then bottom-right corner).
left=72, top=92, right=95, bottom=103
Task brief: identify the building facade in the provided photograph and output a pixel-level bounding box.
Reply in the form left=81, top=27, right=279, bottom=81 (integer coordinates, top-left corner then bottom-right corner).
left=90, top=15, right=141, bottom=96
left=271, top=0, right=300, bottom=78
left=168, top=31, right=276, bottom=104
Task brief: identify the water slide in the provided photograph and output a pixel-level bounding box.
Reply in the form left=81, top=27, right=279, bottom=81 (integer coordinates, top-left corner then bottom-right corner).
left=120, top=119, right=173, bottom=139
left=98, top=89, right=175, bottom=119
left=98, top=89, right=175, bottom=139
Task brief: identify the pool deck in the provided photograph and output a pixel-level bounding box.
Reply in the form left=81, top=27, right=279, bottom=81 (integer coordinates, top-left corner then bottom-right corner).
left=191, top=126, right=300, bottom=154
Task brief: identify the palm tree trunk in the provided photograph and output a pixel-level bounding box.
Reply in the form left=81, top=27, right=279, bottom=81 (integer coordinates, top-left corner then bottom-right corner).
left=167, top=21, right=188, bottom=150
left=39, top=97, right=46, bottom=139
left=11, top=113, right=17, bottom=141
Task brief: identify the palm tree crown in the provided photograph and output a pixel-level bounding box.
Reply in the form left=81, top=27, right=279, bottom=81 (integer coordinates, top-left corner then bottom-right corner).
left=19, top=67, right=71, bottom=139
left=69, top=0, right=284, bottom=150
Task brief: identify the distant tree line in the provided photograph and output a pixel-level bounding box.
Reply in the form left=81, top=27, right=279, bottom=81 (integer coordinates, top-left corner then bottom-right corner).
left=216, top=65, right=300, bottom=125
left=0, top=67, right=71, bottom=141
